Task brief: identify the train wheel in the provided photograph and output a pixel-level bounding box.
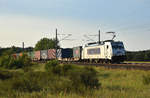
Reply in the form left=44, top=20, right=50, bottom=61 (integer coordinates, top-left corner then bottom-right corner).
left=107, top=60, right=111, bottom=64
left=95, top=60, right=98, bottom=64
left=102, top=60, right=105, bottom=64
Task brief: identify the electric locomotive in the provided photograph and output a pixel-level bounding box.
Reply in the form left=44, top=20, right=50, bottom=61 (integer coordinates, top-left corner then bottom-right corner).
left=80, top=40, right=125, bottom=63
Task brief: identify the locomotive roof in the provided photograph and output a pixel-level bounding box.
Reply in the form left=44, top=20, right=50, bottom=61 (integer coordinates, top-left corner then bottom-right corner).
left=84, top=40, right=123, bottom=47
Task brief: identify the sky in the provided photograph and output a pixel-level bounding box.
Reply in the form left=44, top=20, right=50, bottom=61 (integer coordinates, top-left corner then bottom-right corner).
left=0, top=0, right=150, bottom=51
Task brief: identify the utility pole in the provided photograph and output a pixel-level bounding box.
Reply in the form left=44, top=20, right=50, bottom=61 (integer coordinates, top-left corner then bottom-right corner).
left=55, top=29, right=72, bottom=59
left=22, top=42, right=24, bottom=52
left=98, top=30, right=100, bottom=44
left=56, top=28, right=58, bottom=59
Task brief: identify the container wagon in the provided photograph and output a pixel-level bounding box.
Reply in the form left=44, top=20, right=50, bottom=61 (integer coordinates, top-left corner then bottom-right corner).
left=48, top=49, right=56, bottom=60
left=57, top=48, right=73, bottom=61
left=34, top=51, right=40, bottom=61
left=73, top=46, right=82, bottom=61
left=40, top=50, right=48, bottom=60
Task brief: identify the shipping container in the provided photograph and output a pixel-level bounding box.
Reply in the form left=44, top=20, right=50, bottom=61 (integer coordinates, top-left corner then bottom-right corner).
left=12, top=54, right=17, bottom=59
left=27, top=51, right=35, bottom=60
left=57, top=48, right=73, bottom=60
left=73, top=46, right=82, bottom=60
left=12, top=53, right=22, bottom=59
left=40, top=50, right=48, bottom=60
left=16, top=53, right=20, bottom=58
left=57, top=49, right=62, bottom=59
left=27, top=52, right=31, bottom=58
left=19, top=53, right=23, bottom=57
left=48, top=49, right=56, bottom=59
left=34, top=51, right=40, bottom=60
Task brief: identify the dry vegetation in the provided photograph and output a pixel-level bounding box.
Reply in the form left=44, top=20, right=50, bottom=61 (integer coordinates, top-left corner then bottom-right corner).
left=0, top=61, right=150, bottom=98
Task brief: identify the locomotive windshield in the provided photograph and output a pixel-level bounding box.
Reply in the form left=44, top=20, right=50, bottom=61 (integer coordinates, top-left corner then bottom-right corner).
left=112, top=45, right=124, bottom=49
left=111, top=42, right=124, bottom=49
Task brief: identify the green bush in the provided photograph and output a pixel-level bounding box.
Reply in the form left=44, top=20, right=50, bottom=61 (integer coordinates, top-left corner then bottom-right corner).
left=80, top=67, right=101, bottom=89
left=0, top=55, right=11, bottom=68
left=67, top=67, right=101, bottom=94
left=9, top=71, right=72, bottom=94
left=143, top=74, right=150, bottom=85
left=0, top=53, right=32, bottom=69
left=11, top=72, right=43, bottom=92
left=48, top=76, right=72, bottom=94
left=45, top=60, right=62, bottom=75
left=45, top=60, right=59, bottom=71
left=8, top=57, right=22, bottom=69
left=61, top=64, right=74, bottom=76
left=21, top=54, right=32, bottom=67
left=0, top=63, right=101, bottom=96
left=45, top=61, right=101, bottom=94
left=0, top=70, right=12, bottom=80
left=52, top=65, right=62, bottom=75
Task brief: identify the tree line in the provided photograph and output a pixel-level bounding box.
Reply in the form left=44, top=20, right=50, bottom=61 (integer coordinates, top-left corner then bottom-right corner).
left=126, top=50, right=150, bottom=61
left=0, top=38, right=58, bottom=56
left=0, top=46, right=33, bottom=56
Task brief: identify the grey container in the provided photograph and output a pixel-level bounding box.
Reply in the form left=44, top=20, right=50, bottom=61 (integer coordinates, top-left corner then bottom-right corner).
left=73, top=46, right=82, bottom=60
left=40, top=50, right=48, bottom=60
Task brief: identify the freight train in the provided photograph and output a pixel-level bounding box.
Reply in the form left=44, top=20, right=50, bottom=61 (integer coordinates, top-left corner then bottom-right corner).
left=12, top=40, right=126, bottom=63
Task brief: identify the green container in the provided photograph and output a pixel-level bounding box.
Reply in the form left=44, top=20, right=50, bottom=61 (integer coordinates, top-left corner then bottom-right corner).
left=73, top=46, right=82, bottom=59
left=27, top=51, right=35, bottom=60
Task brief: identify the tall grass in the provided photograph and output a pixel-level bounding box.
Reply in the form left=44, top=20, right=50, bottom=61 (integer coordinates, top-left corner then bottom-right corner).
left=0, top=61, right=101, bottom=97
left=1, top=61, right=150, bottom=98
left=45, top=60, right=101, bottom=94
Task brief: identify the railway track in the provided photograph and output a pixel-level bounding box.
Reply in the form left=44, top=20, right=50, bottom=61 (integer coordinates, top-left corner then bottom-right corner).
left=62, top=62, right=150, bottom=71
left=37, top=60, right=150, bottom=71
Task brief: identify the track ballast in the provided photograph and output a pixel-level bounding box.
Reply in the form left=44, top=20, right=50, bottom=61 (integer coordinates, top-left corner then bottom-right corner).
left=61, top=61, right=150, bottom=71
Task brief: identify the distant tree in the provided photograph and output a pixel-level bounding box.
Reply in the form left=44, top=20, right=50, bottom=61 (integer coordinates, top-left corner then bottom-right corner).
left=24, top=47, right=34, bottom=52
left=126, top=50, right=150, bottom=61
left=34, top=38, right=60, bottom=51
left=0, top=46, right=34, bottom=57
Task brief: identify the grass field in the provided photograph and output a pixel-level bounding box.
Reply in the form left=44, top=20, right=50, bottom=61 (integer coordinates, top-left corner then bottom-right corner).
left=1, top=63, right=150, bottom=98
left=95, top=67, right=150, bottom=98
